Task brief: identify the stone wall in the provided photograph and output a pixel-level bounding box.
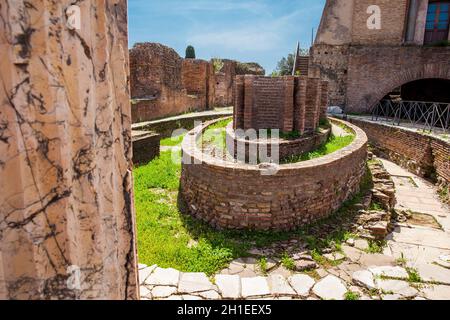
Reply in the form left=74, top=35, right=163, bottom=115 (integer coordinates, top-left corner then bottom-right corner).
left=345, top=46, right=450, bottom=113
left=132, top=131, right=161, bottom=166
left=0, top=0, right=138, bottom=299
left=234, top=76, right=328, bottom=133
left=311, top=0, right=450, bottom=112
left=351, top=0, right=409, bottom=45
left=130, top=43, right=188, bottom=122
left=349, top=119, right=450, bottom=187
left=130, top=43, right=265, bottom=123
left=181, top=118, right=368, bottom=231
left=213, top=60, right=237, bottom=107
left=182, top=59, right=215, bottom=111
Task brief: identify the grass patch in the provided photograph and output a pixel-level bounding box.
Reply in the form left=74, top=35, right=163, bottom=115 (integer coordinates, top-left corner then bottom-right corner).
left=345, top=291, right=360, bottom=300
left=134, top=148, right=375, bottom=274
left=281, top=134, right=355, bottom=164
left=281, top=252, right=296, bottom=271
left=258, top=257, right=268, bottom=275
left=365, top=240, right=387, bottom=254
left=160, top=133, right=186, bottom=147
left=198, top=118, right=232, bottom=151
left=406, top=267, right=422, bottom=283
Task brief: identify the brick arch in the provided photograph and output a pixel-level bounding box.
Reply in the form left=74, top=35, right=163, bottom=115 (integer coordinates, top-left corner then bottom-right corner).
left=345, top=45, right=450, bottom=113
left=370, top=63, right=450, bottom=109
left=360, top=63, right=450, bottom=112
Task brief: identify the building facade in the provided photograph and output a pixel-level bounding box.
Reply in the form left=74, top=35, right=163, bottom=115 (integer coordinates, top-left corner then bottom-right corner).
left=311, top=0, right=450, bottom=112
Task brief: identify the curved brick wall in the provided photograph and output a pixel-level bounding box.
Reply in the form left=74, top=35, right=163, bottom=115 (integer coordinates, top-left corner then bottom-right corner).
left=225, top=123, right=331, bottom=161
left=180, top=118, right=368, bottom=231
left=349, top=117, right=450, bottom=202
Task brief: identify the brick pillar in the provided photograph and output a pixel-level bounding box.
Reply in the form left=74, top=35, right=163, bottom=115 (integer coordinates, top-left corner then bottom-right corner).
left=0, top=0, right=138, bottom=300
left=320, top=80, right=329, bottom=121
left=281, top=76, right=295, bottom=132
left=294, top=77, right=307, bottom=134
left=243, top=75, right=256, bottom=130
left=304, top=78, right=321, bottom=132
left=234, top=75, right=245, bottom=130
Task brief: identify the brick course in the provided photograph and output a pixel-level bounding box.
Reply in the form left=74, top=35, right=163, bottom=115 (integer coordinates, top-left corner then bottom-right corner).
left=234, top=76, right=328, bottom=133
left=180, top=118, right=368, bottom=231
left=349, top=118, right=450, bottom=186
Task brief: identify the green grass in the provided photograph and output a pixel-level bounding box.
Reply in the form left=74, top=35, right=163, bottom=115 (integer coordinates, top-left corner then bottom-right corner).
left=134, top=148, right=375, bottom=274
left=281, top=252, right=296, bottom=271
left=345, top=291, right=360, bottom=300
left=198, top=118, right=232, bottom=151
left=258, top=257, right=268, bottom=275
left=160, top=133, right=186, bottom=147
left=282, top=134, right=355, bottom=163
left=365, top=240, right=387, bottom=254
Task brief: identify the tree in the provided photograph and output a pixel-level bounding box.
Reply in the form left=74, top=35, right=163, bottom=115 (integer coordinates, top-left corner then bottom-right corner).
left=185, top=45, right=196, bottom=59
left=275, top=53, right=295, bottom=76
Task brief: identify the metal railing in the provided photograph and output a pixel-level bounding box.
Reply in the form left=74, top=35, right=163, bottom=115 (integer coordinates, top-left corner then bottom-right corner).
left=371, top=100, right=450, bottom=133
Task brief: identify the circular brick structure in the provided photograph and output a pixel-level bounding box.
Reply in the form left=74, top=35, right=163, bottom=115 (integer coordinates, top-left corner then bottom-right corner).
left=225, top=122, right=331, bottom=161
left=181, top=118, right=368, bottom=231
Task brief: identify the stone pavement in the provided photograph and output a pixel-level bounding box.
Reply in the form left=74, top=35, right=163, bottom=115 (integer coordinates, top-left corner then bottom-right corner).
left=139, top=158, right=450, bottom=300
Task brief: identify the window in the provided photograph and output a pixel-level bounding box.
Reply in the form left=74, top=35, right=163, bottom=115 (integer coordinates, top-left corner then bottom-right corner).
left=424, top=1, right=450, bottom=44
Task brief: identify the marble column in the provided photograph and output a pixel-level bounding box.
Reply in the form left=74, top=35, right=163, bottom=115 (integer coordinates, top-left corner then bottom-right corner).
left=0, top=0, right=138, bottom=299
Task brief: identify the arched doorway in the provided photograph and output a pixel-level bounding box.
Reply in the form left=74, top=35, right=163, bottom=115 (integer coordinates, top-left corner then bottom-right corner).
left=372, top=78, right=450, bottom=131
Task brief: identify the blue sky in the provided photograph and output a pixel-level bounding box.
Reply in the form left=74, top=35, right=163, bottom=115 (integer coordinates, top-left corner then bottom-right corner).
left=128, top=0, right=326, bottom=74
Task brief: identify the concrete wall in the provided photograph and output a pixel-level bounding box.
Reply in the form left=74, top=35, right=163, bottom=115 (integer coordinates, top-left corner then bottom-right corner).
left=0, top=0, right=138, bottom=300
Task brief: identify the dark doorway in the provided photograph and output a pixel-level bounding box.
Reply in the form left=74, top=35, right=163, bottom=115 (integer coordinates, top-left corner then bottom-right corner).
left=400, top=78, right=450, bottom=103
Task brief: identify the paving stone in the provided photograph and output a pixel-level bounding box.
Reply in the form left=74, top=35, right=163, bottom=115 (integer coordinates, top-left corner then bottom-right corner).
left=420, top=285, right=450, bottom=300
left=268, top=274, right=296, bottom=296
left=140, top=286, right=152, bottom=299
left=178, top=272, right=216, bottom=293
left=369, top=266, right=409, bottom=279
left=145, top=267, right=180, bottom=286
left=415, top=263, right=450, bottom=285
left=152, top=286, right=178, bottom=298
left=241, top=277, right=270, bottom=298
left=352, top=270, right=376, bottom=290
left=139, top=265, right=157, bottom=285
left=375, top=279, right=418, bottom=298
left=346, top=238, right=355, bottom=247
left=316, top=268, right=328, bottom=278
left=269, top=266, right=292, bottom=277
left=358, top=253, right=396, bottom=268
left=323, top=252, right=345, bottom=262
left=435, top=255, right=450, bottom=268
left=312, top=275, right=347, bottom=300
left=138, top=263, right=148, bottom=270
left=215, top=275, right=241, bottom=299
left=354, top=239, right=370, bottom=251
left=181, top=295, right=204, bottom=300
left=294, top=260, right=317, bottom=271
left=198, top=290, right=221, bottom=300
left=288, top=274, right=315, bottom=297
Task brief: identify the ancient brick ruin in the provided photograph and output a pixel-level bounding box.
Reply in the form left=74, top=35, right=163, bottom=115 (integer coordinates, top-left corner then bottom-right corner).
left=129, top=43, right=265, bottom=123
left=234, top=75, right=328, bottom=133
left=309, top=0, right=450, bottom=112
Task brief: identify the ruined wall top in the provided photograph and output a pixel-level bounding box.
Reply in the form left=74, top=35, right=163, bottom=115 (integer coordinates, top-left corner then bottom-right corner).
left=315, top=0, right=412, bottom=46
left=233, top=76, right=328, bottom=134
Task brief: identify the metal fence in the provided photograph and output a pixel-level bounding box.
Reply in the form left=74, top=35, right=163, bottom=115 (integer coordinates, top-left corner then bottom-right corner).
left=371, top=100, right=450, bottom=133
